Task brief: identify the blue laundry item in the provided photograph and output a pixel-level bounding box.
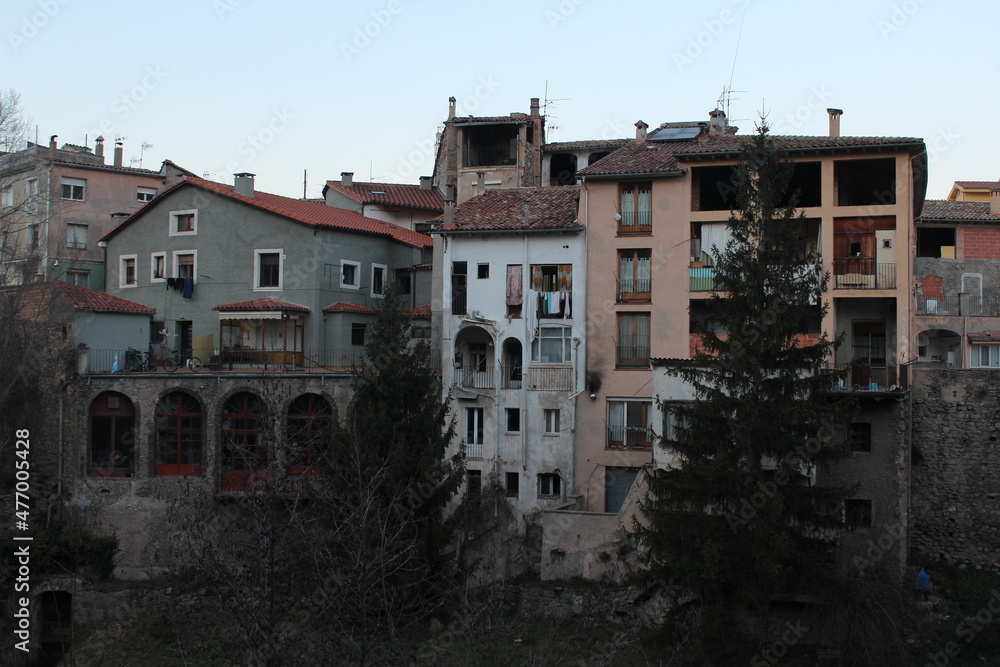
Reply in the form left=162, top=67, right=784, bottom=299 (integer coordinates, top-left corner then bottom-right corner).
left=182, top=277, right=193, bottom=298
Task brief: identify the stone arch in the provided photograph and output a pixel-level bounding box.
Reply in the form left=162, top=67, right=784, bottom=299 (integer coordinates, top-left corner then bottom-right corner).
left=154, top=390, right=205, bottom=477
left=286, top=393, right=334, bottom=475
left=219, top=391, right=266, bottom=492
left=88, top=391, right=136, bottom=478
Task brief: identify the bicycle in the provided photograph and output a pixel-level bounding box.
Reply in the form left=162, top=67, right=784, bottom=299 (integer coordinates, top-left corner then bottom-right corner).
left=163, top=351, right=203, bottom=373
left=124, top=347, right=156, bottom=372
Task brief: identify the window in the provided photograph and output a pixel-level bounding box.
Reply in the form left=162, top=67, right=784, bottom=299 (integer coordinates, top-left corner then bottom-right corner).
left=605, top=467, right=640, bottom=513
left=477, top=263, right=490, bottom=279
left=617, top=250, right=651, bottom=302
left=850, top=423, right=872, bottom=452
left=467, top=469, right=482, bottom=497
left=532, top=326, right=572, bottom=363
left=371, top=264, right=386, bottom=297
left=544, top=409, right=560, bottom=434
left=505, top=408, right=520, bottom=433
left=28, top=225, right=39, bottom=249
left=395, top=268, right=412, bottom=294
left=89, top=392, right=135, bottom=477
left=169, top=210, right=197, bottom=235
left=66, top=223, right=87, bottom=249
left=155, top=392, right=202, bottom=476
left=506, top=264, right=523, bottom=318
left=530, top=264, right=572, bottom=318
left=662, top=402, right=687, bottom=445
left=538, top=473, right=561, bottom=497
left=452, top=261, right=467, bottom=315
left=351, top=323, right=367, bottom=346
left=1, top=186, right=11, bottom=207
left=505, top=472, right=519, bottom=498
left=151, top=252, right=166, bottom=282
left=25, top=179, right=38, bottom=214
left=120, top=255, right=137, bottom=287
left=173, top=251, right=196, bottom=282
left=845, top=499, right=873, bottom=530
left=411, top=324, right=431, bottom=338
left=255, top=250, right=282, bottom=290
left=66, top=270, right=90, bottom=288
left=341, top=260, right=360, bottom=288
left=220, top=392, right=267, bottom=492
left=972, top=344, right=1000, bottom=368
left=616, top=313, right=651, bottom=368
left=465, top=407, right=484, bottom=457
left=619, top=182, right=651, bottom=233
left=286, top=394, right=332, bottom=475
left=607, top=399, right=653, bottom=448
left=61, top=177, right=86, bottom=201
left=137, top=186, right=157, bottom=202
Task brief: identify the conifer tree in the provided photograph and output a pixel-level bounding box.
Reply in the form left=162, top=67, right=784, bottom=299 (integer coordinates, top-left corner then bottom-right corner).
left=635, top=122, right=855, bottom=623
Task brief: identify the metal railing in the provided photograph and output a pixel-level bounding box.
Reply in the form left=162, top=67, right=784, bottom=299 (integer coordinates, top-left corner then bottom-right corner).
left=617, top=277, right=651, bottom=302
left=832, top=260, right=896, bottom=289
left=526, top=366, right=574, bottom=391
left=454, top=368, right=494, bottom=389
left=500, top=364, right=523, bottom=389
left=80, top=348, right=366, bottom=374
left=616, top=341, right=650, bottom=369
left=916, top=295, right=961, bottom=316
left=465, top=441, right=484, bottom=459
left=826, top=364, right=906, bottom=392
left=465, top=145, right=516, bottom=167
left=690, top=267, right=719, bottom=292
left=618, top=210, right=652, bottom=234
left=606, top=425, right=653, bottom=449
left=966, top=295, right=1000, bottom=317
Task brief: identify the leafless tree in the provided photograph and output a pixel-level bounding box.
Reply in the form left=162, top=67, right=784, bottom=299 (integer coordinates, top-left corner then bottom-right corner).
left=0, top=88, right=32, bottom=153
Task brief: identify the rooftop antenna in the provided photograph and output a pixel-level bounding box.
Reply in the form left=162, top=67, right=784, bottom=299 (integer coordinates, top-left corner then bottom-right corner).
left=303, top=169, right=307, bottom=199
left=131, top=141, right=153, bottom=168
left=542, top=80, right=568, bottom=136
left=720, top=2, right=748, bottom=120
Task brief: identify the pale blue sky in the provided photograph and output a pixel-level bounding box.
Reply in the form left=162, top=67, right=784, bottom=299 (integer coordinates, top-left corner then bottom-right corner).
left=5, top=0, right=994, bottom=200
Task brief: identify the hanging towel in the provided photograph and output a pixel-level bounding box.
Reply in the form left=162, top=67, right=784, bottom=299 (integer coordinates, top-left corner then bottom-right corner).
left=182, top=277, right=194, bottom=298
left=111, top=351, right=119, bottom=373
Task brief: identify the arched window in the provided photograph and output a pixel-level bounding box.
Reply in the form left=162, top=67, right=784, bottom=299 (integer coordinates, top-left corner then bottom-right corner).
left=89, top=391, right=135, bottom=477
left=220, top=392, right=266, bottom=491
left=286, top=394, right=332, bottom=476
left=155, top=392, right=202, bottom=476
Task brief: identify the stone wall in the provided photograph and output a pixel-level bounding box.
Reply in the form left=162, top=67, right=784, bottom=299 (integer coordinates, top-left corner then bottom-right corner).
left=910, top=368, right=1000, bottom=569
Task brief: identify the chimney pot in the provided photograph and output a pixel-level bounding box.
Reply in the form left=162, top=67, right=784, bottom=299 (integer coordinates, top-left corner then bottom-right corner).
left=530, top=97, right=540, bottom=117
left=991, top=189, right=1000, bottom=216
left=444, top=201, right=455, bottom=226
left=448, top=96, right=457, bottom=119
left=708, top=109, right=727, bottom=135
left=635, top=120, right=648, bottom=141
left=341, top=171, right=353, bottom=187
left=114, top=140, right=124, bottom=168
left=95, top=136, right=105, bottom=160
left=419, top=176, right=432, bottom=190
left=827, top=108, right=843, bottom=138
left=48, top=135, right=57, bottom=161
left=234, top=172, right=256, bottom=198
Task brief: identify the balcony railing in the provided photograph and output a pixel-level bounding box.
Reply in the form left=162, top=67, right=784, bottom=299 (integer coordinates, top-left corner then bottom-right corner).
left=917, top=294, right=1000, bottom=316
left=452, top=290, right=467, bottom=315
left=454, top=368, right=494, bottom=389
left=465, top=441, right=484, bottom=459
left=966, top=295, right=1000, bottom=316
left=690, top=267, right=719, bottom=292
left=832, top=259, right=896, bottom=289
left=526, top=366, right=574, bottom=391
left=500, top=364, right=523, bottom=389
left=618, top=210, right=652, bottom=234
left=79, top=348, right=365, bottom=374
left=827, top=364, right=906, bottom=392
left=916, top=295, right=961, bottom=316
left=617, top=277, right=651, bottom=302
left=465, top=145, right=516, bottom=167
left=606, top=425, right=653, bottom=449
left=616, top=341, right=650, bottom=369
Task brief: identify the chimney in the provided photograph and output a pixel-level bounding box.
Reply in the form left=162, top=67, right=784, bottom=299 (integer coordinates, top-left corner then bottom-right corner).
left=419, top=176, right=432, bottom=190
left=530, top=97, right=540, bottom=118
left=476, top=171, right=486, bottom=197
left=95, top=136, right=105, bottom=161
left=448, top=96, right=457, bottom=119
left=444, top=201, right=455, bottom=226
left=991, top=189, right=1000, bottom=216
left=828, top=108, right=843, bottom=138
left=635, top=120, right=648, bottom=141
left=48, top=135, right=57, bottom=161
left=341, top=171, right=353, bottom=187
left=708, top=109, right=727, bottom=135
left=234, top=172, right=255, bottom=197
left=114, top=140, right=123, bottom=168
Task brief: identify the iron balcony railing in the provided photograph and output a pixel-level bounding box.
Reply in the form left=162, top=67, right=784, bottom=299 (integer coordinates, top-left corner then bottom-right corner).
left=500, top=364, right=523, bottom=389
left=454, top=368, right=494, bottom=389
left=80, top=348, right=366, bottom=374
left=826, top=364, right=907, bottom=392
left=617, top=277, right=651, bottom=302
left=615, top=341, right=651, bottom=369
left=832, top=260, right=896, bottom=289
left=465, top=145, right=516, bottom=167
left=465, top=441, right=484, bottom=459
left=618, top=209, right=652, bottom=234
left=526, top=366, right=574, bottom=391
left=606, top=425, right=653, bottom=449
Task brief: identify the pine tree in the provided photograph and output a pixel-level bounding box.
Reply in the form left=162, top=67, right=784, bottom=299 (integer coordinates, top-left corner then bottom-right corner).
left=635, top=122, right=855, bottom=628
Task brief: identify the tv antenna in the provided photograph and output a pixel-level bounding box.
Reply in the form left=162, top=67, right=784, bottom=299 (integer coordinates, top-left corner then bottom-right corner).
left=719, top=2, right=748, bottom=120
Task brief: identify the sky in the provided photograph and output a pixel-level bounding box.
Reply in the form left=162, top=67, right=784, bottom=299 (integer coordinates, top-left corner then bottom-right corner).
left=4, top=0, right=995, bottom=201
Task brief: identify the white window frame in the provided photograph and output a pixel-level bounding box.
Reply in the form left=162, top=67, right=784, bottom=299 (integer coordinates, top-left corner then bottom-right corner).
left=254, top=249, right=283, bottom=291
left=465, top=407, right=485, bottom=446
left=61, top=177, right=86, bottom=201
left=371, top=263, right=387, bottom=297
left=505, top=407, right=520, bottom=433
left=972, top=343, right=1000, bottom=368
left=137, top=186, right=157, bottom=202
left=119, top=254, right=138, bottom=288
left=544, top=409, right=560, bottom=434
left=341, top=259, right=360, bottom=289
left=1, top=186, right=12, bottom=208
left=150, top=252, right=166, bottom=283
left=66, top=223, right=88, bottom=249
left=172, top=249, right=197, bottom=283
left=538, top=473, right=561, bottom=497
left=169, top=209, right=198, bottom=236
left=531, top=325, right=573, bottom=363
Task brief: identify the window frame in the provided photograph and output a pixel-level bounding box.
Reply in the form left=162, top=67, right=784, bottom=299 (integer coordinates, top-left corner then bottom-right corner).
left=505, top=407, right=521, bottom=433
left=850, top=422, right=872, bottom=453
left=137, top=186, right=157, bottom=202
left=616, top=312, right=651, bottom=368
left=618, top=181, right=652, bottom=234
left=505, top=472, right=519, bottom=498
left=66, top=223, right=88, bottom=249
left=150, top=252, right=166, bottom=283
left=371, top=263, right=387, bottom=297
left=254, top=249, right=283, bottom=291
left=169, top=209, right=198, bottom=236
left=341, top=260, right=360, bottom=289
left=155, top=392, right=203, bottom=477
left=172, top=249, right=197, bottom=283
left=61, top=177, right=86, bottom=201
left=286, top=393, right=333, bottom=476
left=119, top=254, right=138, bottom=288
left=972, top=343, right=1000, bottom=368
left=845, top=498, right=873, bottom=530
left=531, top=325, right=573, bottom=364
left=617, top=249, right=652, bottom=302
left=1, top=185, right=12, bottom=208
left=543, top=408, right=560, bottom=434
left=88, top=392, right=135, bottom=478
left=65, top=269, right=90, bottom=288
left=220, top=392, right=267, bottom=492
left=477, top=263, right=490, bottom=279
left=607, top=398, right=653, bottom=449
left=538, top=473, right=561, bottom=497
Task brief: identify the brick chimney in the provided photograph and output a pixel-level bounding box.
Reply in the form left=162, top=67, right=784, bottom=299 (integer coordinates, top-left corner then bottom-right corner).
left=114, top=140, right=123, bottom=168
left=708, top=109, right=727, bottom=135
left=828, top=108, right=843, bottom=138
left=530, top=97, right=540, bottom=118
left=48, top=135, right=57, bottom=161
left=635, top=120, right=648, bottom=141
left=991, top=188, right=1000, bottom=216
left=234, top=172, right=255, bottom=197
left=341, top=171, right=353, bottom=187
left=448, top=96, right=457, bottom=119
left=95, top=136, right=105, bottom=161
left=476, top=171, right=486, bottom=197
left=443, top=184, right=455, bottom=225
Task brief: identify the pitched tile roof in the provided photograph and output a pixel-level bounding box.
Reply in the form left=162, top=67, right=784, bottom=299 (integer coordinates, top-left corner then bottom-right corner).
left=430, top=187, right=581, bottom=232
left=968, top=333, right=1000, bottom=343
left=101, top=176, right=432, bottom=248
left=953, top=180, right=1000, bottom=190
left=543, top=139, right=633, bottom=152
left=325, top=180, right=444, bottom=212
left=669, top=134, right=925, bottom=157
left=920, top=200, right=999, bottom=223
left=577, top=141, right=686, bottom=177
left=448, top=115, right=529, bottom=125
left=324, top=302, right=376, bottom=314
left=407, top=305, right=431, bottom=318
left=14, top=281, right=155, bottom=320
left=213, top=298, right=309, bottom=312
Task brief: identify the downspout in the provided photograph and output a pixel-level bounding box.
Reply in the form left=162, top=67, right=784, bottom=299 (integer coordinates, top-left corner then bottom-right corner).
left=521, top=232, right=529, bottom=471
left=47, top=393, right=64, bottom=529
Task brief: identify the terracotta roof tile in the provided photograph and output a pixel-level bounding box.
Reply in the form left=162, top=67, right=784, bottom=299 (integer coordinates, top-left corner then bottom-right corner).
left=431, top=187, right=581, bottom=232
left=324, top=302, right=376, bottom=314
left=13, top=281, right=155, bottom=319
left=968, top=333, right=1000, bottom=342
left=102, top=176, right=433, bottom=248
left=407, top=305, right=431, bottom=318
left=953, top=180, right=1000, bottom=190
left=920, top=200, right=999, bottom=223
left=213, top=298, right=309, bottom=312
left=543, top=139, right=633, bottom=152
left=325, top=180, right=444, bottom=212
left=669, top=134, right=925, bottom=157
left=577, top=141, right=685, bottom=177
left=448, top=115, right=528, bottom=125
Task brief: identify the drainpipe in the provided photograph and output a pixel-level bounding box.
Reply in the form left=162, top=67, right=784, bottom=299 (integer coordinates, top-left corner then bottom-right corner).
left=47, top=394, right=65, bottom=529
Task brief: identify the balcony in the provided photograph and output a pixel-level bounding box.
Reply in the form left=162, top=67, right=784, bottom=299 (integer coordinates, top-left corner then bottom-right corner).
left=917, top=294, right=1000, bottom=316
left=618, top=210, right=652, bottom=235
left=615, top=341, right=650, bottom=369
left=500, top=364, right=522, bottom=389
left=465, top=441, right=484, bottom=459
left=826, top=364, right=907, bottom=392
left=606, top=425, right=653, bottom=449
left=465, top=145, right=516, bottom=167
left=79, top=348, right=365, bottom=374
left=690, top=267, right=719, bottom=292
left=526, top=366, right=574, bottom=391
left=617, top=277, right=651, bottom=302
left=454, top=368, right=494, bottom=389
left=832, top=259, right=896, bottom=289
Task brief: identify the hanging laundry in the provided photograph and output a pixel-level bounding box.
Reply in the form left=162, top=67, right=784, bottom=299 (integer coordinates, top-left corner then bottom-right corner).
left=182, top=277, right=194, bottom=298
